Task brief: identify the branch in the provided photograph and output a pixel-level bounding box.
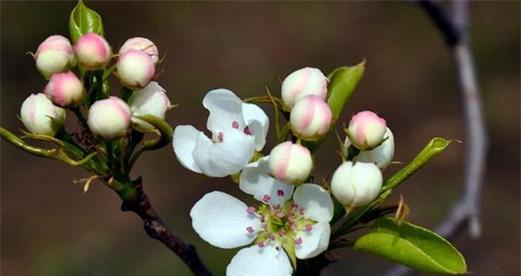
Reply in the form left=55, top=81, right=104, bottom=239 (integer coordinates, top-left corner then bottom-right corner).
left=386, top=1, right=488, bottom=275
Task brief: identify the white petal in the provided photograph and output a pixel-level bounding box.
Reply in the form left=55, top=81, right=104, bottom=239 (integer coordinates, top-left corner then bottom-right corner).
left=295, top=222, right=331, bottom=259
left=227, top=245, right=292, bottom=276
left=345, top=127, right=395, bottom=169
left=203, top=89, right=244, bottom=134
left=172, top=125, right=203, bottom=173
left=239, top=156, right=294, bottom=207
left=192, top=131, right=223, bottom=176
left=190, top=191, right=262, bottom=249
left=242, top=103, right=269, bottom=151
left=206, top=129, right=255, bottom=176
left=293, top=184, right=334, bottom=223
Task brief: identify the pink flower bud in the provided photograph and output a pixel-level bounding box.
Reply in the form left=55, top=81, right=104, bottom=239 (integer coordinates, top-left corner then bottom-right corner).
left=347, top=111, right=387, bottom=150
left=87, top=97, right=131, bottom=140
left=35, top=35, right=75, bottom=77
left=119, top=37, right=159, bottom=64
left=116, top=49, right=155, bottom=89
left=281, top=67, right=328, bottom=108
left=20, top=93, right=66, bottom=136
left=268, top=141, right=313, bottom=184
left=330, top=161, right=382, bottom=207
left=128, top=81, right=171, bottom=131
left=345, top=127, right=395, bottom=169
left=43, top=71, right=85, bottom=107
left=290, top=96, right=332, bottom=140
left=73, top=33, right=112, bottom=70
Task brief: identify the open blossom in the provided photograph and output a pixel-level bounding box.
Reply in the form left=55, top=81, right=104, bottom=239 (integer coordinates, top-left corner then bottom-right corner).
left=35, top=35, right=75, bottom=77
left=44, top=71, right=84, bottom=107
left=268, top=142, right=313, bottom=184
left=173, top=89, right=269, bottom=177
left=73, top=32, right=112, bottom=70
left=281, top=67, right=328, bottom=108
left=128, top=81, right=171, bottom=131
left=20, top=93, right=66, bottom=136
left=290, top=95, right=332, bottom=140
left=345, top=127, right=395, bottom=169
left=191, top=178, right=333, bottom=276
left=116, top=49, right=155, bottom=89
left=346, top=110, right=387, bottom=150
left=330, top=161, right=383, bottom=208
left=88, top=97, right=131, bottom=140
left=119, top=37, right=159, bottom=64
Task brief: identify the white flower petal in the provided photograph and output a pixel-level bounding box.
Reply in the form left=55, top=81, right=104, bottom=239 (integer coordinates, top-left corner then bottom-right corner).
left=293, top=184, right=334, bottom=223
left=172, top=125, right=204, bottom=173
left=190, top=191, right=262, bottom=249
left=239, top=156, right=294, bottom=207
left=203, top=89, right=244, bottom=134
left=295, top=222, right=330, bottom=259
left=207, top=129, right=255, bottom=176
left=242, top=103, right=269, bottom=151
left=227, top=245, right=292, bottom=276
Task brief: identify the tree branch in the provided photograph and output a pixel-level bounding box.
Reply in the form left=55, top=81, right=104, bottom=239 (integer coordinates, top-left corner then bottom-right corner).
left=386, top=1, right=488, bottom=275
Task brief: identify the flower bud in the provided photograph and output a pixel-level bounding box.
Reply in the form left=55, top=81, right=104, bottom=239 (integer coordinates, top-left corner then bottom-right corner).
left=345, top=127, right=395, bottom=169
left=35, top=35, right=75, bottom=77
left=73, top=33, right=112, bottom=70
left=20, top=93, right=65, bottom=136
left=128, top=81, right=171, bottom=131
left=281, top=67, right=327, bottom=108
left=43, top=71, right=85, bottom=107
left=330, top=161, right=382, bottom=208
left=346, top=111, right=387, bottom=150
left=268, top=141, right=313, bottom=184
left=116, top=49, right=155, bottom=89
left=119, top=37, right=159, bottom=64
left=87, top=97, right=131, bottom=140
left=290, top=96, right=332, bottom=140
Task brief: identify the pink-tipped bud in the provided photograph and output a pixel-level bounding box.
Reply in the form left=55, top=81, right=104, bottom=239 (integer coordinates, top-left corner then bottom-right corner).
left=330, top=161, right=382, bottom=208
left=73, top=33, right=112, bottom=70
left=43, top=71, right=85, bottom=107
left=347, top=111, right=387, bottom=150
left=290, top=96, right=332, bottom=140
left=35, top=35, right=75, bottom=77
left=128, top=81, right=171, bottom=131
left=116, top=49, right=155, bottom=89
left=345, top=127, right=395, bottom=169
left=20, top=93, right=66, bottom=136
left=268, top=141, right=313, bottom=185
left=281, top=67, right=327, bottom=108
left=119, top=37, right=159, bottom=64
left=87, top=97, right=131, bottom=140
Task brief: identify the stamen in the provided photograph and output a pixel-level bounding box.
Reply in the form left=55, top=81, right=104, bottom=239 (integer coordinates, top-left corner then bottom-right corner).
left=273, top=204, right=281, bottom=210
left=299, top=208, right=305, bottom=215
left=295, top=237, right=303, bottom=245
left=258, top=241, right=265, bottom=248
left=246, top=207, right=256, bottom=215
left=268, top=234, right=275, bottom=240
left=232, top=121, right=240, bottom=129
left=305, top=224, right=313, bottom=232
left=277, top=189, right=285, bottom=197
left=246, top=226, right=255, bottom=234
left=217, top=132, right=223, bottom=142
left=279, top=229, right=286, bottom=237
left=262, top=194, right=271, bottom=203
left=244, top=126, right=252, bottom=135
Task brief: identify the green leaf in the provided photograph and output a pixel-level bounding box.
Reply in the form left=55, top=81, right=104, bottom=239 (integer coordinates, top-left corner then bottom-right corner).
left=326, top=61, right=365, bottom=123
left=69, top=0, right=104, bottom=43
left=355, top=217, right=467, bottom=274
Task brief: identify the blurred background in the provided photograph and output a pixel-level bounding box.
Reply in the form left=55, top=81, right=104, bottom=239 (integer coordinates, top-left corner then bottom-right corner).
left=1, top=1, right=519, bottom=275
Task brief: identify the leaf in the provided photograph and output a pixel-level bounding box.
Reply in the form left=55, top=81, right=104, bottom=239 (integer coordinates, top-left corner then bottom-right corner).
left=326, top=61, right=365, bottom=123
left=69, top=0, right=104, bottom=43
left=354, top=217, right=467, bottom=274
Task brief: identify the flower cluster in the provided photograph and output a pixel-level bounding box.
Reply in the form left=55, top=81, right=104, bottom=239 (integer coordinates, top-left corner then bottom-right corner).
left=21, top=33, right=171, bottom=140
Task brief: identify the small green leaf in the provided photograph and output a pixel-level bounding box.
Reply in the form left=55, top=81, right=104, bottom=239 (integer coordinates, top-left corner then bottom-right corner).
left=326, top=61, right=365, bottom=123
left=355, top=217, right=467, bottom=274
left=69, top=0, right=104, bottom=43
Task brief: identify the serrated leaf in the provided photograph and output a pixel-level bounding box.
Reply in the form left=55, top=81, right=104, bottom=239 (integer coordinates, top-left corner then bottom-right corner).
left=69, top=0, right=104, bottom=42
left=354, top=217, right=467, bottom=274
left=326, top=61, right=365, bottom=123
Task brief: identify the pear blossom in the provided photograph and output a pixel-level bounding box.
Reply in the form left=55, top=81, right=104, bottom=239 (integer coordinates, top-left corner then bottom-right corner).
left=116, top=49, right=155, bottom=89
left=330, top=161, right=383, bottom=208
left=128, top=81, right=171, bottom=131
left=290, top=95, right=332, bottom=140
left=88, top=97, right=131, bottom=140
left=281, top=67, right=328, bottom=108
left=119, top=37, right=159, bottom=64
left=345, top=127, right=395, bottom=169
left=173, top=89, right=269, bottom=177
left=20, top=93, right=66, bottom=136
left=191, top=178, right=334, bottom=276
left=44, top=71, right=85, bottom=107
left=73, top=32, right=112, bottom=70
left=268, top=142, right=313, bottom=184
left=346, top=110, right=387, bottom=150
left=35, top=35, right=75, bottom=77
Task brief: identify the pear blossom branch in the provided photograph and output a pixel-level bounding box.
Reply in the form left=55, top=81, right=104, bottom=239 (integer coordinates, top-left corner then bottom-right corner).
left=386, top=0, right=487, bottom=274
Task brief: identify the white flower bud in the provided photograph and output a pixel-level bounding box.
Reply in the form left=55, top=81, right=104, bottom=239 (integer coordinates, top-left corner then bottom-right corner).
left=345, top=127, right=395, bottom=169
left=73, top=32, right=112, bottom=70
left=43, top=71, right=85, bottom=107
left=330, top=161, right=382, bottom=208
left=268, top=141, right=313, bottom=184
left=347, top=111, right=387, bottom=150
left=87, top=97, right=131, bottom=140
left=20, top=93, right=65, bottom=136
left=290, top=96, right=332, bottom=140
left=35, top=35, right=75, bottom=77
left=128, top=81, right=171, bottom=131
left=116, top=49, right=155, bottom=89
left=281, top=67, right=328, bottom=108
left=119, top=37, right=159, bottom=64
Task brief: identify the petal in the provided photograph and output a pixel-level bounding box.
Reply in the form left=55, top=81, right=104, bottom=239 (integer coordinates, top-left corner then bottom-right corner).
left=172, top=125, right=204, bottom=173
left=295, top=222, right=331, bottom=259
left=239, top=156, right=294, bottom=207
left=203, top=89, right=244, bottom=134
left=207, top=129, right=255, bottom=176
left=192, top=131, right=223, bottom=177
left=293, top=184, right=334, bottom=223
left=190, top=191, right=262, bottom=249
left=227, top=245, right=292, bottom=276
left=242, top=103, right=269, bottom=151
